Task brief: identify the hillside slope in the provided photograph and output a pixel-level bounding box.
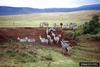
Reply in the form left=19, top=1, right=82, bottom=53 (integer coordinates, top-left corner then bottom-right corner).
left=0, top=4, right=100, bottom=15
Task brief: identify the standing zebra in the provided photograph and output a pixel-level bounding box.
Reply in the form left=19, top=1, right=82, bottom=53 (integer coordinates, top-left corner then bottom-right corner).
left=60, top=40, right=72, bottom=55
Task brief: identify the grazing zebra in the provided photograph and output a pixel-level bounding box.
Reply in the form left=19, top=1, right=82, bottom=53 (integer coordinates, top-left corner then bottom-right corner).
left=27, top=38, right=36, bottom=43
left=39, top=36, right=49, bottom=44
left=60, top=40, right=72, bottom=55
left=17, top=37, right=27, bottom=42
left=69, top=23, right=78, bottom=30
left=17, top=37, right=36, bottom=43
left=40, top=22, right=49, bottom=27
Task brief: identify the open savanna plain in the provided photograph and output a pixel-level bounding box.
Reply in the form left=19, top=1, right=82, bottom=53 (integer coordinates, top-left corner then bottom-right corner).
left=0, top=10, right=100, bottom=67
left=0, top=10, right=100, bottom=27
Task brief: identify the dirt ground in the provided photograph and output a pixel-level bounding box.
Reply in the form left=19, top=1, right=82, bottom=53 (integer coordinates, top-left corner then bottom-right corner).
left=0, top=28, right=77, bottom=48
left=0, top=28, right=45, bottom=41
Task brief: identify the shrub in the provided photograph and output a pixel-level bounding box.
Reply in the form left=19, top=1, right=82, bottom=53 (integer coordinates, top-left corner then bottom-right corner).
left=83, top=15, right=100, bottom=34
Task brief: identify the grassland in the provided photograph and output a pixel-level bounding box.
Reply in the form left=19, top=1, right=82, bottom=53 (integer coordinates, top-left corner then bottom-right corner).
left=0, top=35, right=100, bottom=67
left=0, top=10, right=100, bottom=67
left=0, top=10, right=100, bottom=27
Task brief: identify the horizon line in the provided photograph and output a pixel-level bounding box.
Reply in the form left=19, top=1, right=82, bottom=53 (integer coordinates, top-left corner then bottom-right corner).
left=0, top=3, right=100, bottom=9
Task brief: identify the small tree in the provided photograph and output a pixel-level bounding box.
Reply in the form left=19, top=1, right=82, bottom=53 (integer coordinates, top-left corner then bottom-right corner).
left=60, top=23, right=63, bottom=28
left=83, top=15, right=100, bottom=34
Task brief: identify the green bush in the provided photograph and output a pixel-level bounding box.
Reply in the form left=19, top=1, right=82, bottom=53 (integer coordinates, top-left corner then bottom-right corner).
left=83, top=15, right=100, bottom=34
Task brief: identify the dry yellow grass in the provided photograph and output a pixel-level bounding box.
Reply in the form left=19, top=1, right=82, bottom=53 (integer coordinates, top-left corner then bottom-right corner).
left=0, top=10, right=100, bottom=27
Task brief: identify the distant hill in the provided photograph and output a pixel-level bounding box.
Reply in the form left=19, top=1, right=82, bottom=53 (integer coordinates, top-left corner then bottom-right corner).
left=0, top=4, right=100, bottom=15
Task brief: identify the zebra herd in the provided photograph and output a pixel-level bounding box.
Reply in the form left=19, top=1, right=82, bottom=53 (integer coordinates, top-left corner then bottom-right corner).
left=17, top=37, right=35, bottom=43
left=39, top=28, right=72, bottom=55
left=40, top=22, right=78, bottom=30
left=17, top=26, right=73, bottom=55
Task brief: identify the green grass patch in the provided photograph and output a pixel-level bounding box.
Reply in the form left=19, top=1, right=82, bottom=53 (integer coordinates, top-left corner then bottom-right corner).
left=0, top=39, right=100, bottom=67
